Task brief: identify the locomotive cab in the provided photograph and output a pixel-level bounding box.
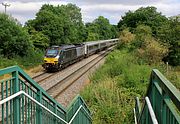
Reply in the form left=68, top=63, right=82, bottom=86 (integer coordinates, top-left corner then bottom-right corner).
left=42, top=46, right=62, bottom=71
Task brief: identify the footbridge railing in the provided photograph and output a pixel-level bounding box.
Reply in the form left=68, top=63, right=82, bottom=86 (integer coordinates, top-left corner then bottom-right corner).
left=135, top=69, right=180, bottom=124
left=0, top=66, right=92, bottom=124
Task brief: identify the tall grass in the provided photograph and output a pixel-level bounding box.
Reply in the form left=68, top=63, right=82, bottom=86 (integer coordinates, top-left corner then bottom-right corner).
left=81, top=50, right=152, bottom=124
left=0, top=49, right=44, bottom=69
left=81, top=48, right=179, bottom=123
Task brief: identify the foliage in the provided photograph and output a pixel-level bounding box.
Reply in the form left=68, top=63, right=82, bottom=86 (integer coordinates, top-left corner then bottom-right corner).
left=86, top=32, right=99, bottom=41
left=86, top=16, right=118, bottom=41
left=25, top=26, right=49, bottom=49
left=135, top=25, right=152, bottom=40
left=0, top=13, right=32, bottom=58
left=25, top=4, right=118, bottom=46
left=118, top=28, right=135, bottom=49
left=117, top=6, right=179, bottom=66
left=157, top=18, right=180, bottom=66
left=119, top=26, right=169, bottom=64
left=137, top=38, right=169, bottom=64
left=0, top=49, right=44, bottom=69
left=25, top=4, right=86, bottom=45
left=117, top=6, right=168, bottom=35
left=81, top=50, right=151, bottom=124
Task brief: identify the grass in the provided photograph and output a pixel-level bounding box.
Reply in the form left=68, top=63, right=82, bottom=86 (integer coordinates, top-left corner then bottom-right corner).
left=81, top=49, right=180, bottom=124
left=0, top=50, right=44, bottom=70
left=81, top=49, right=152, bottom=123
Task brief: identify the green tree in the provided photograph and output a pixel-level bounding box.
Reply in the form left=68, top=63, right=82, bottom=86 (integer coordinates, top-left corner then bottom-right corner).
left=0, top=13, right=32, bottom=58
left=117, top=7, right=168, bottom=35
left=133, top=25, right=152, bottom=48
left=111, top=25, right=119, bottom=38
left=157, top=18, right=180, bottom=65
left=86, top=22, right=99, bottom=41
left=93, top=16, right=113, bottom=40
left=30, top=9, right=64, bottom=45
left=86, top=16, right=116, bottom=41
left=25, top=20, right=49, bottom=49
left=61, top=4, right=87, bottom=43
left=26, top=4, right=86, bottom=45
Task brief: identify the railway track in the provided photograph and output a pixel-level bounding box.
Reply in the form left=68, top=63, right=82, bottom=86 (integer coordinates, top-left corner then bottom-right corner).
left=0, top=47, right=114, bottom=123
left=0, top=47, right=113, bottom=98
left=29, top=47, right=113, bottom=100
left=46, top=47, right=113, bottom=100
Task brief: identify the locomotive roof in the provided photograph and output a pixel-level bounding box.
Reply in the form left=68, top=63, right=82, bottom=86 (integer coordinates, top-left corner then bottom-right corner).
left=50, top=44, right=83, bottom=49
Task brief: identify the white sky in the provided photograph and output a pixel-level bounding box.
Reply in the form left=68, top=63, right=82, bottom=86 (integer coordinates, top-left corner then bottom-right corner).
left=0, top=0, right=180, bottom=25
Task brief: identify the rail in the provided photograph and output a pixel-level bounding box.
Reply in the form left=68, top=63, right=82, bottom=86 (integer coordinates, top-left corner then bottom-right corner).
left=135, top=69, right=180, bottom=124
left=0, top=65, right=92, bottom=124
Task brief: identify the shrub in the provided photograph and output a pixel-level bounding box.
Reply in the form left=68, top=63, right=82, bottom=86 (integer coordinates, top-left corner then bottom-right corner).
left=81, top=50, right=151, bottom=124
left=0, top=49, right=44, bottom=69
left=0, top=13, right=33, bottom=58
left=137, top=38, right=169, bottom=64
left=118, top=28, right=135, bottom=49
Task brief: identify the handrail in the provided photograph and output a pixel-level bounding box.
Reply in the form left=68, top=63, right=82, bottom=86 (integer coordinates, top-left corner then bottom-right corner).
left=0, top=65, right=66, bottom=113
left=145, top=97, right=158, bottom=124
left=67, top=94, right=91, bottom=116
left=0, top=65, right=92, bottom=124
left=133, top=108, right=137, bottom=124
left=148, top=69, right=180, bottom=110
left=135, top=97, right=158, bottom=124
left=0, top=91, right=68, bottom=124
left=135, top=69, right=180, bottom=124
left=18, top=66, right=67, bottom=112
left=0, top=90, right=91, bottom=124
left=68, top=105, right=91, bottom=124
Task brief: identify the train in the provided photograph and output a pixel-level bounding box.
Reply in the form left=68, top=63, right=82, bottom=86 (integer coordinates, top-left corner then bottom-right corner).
left=42, top=39, right=118, bottom=71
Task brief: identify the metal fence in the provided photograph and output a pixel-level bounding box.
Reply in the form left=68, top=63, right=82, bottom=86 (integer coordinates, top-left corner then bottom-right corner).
left=0, top=66, right=92, bottom=124
left=135, top=69, right=180, bottom=124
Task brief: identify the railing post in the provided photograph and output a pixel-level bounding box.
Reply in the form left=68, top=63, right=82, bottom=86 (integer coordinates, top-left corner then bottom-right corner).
left=54, top=103, right=57, bottom=124
left=36, top=90, right=42, bottom=124
left=162, top=92, right=168, bottom=124
left=12, top=70, right=20, bottom=124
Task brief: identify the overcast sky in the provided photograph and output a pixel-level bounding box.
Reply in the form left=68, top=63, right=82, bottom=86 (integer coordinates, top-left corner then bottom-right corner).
left=0, top=0, right=180, bottom=25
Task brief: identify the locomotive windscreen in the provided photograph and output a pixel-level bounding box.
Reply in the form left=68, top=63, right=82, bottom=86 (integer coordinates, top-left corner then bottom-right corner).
left=45, top=48, right=59, bottom=57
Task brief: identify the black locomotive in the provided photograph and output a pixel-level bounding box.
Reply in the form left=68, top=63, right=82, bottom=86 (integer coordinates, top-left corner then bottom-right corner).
left=42, top=39, right=118, bottom=71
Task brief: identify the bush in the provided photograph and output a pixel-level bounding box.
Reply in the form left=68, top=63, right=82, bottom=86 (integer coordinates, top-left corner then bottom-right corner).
left=0, top=49, right=44, bottom=69
left=137, top=38, right=169, bottom=64
left=0, top=13, right=33, bottom=58
left=118, top=28, right=135, bottom=49
left=81, top=50, right=151, bottom=124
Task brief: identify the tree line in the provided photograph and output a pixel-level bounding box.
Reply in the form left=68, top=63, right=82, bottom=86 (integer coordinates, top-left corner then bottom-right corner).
left=118, top=7, right=180, bottom=66
left=0, top=4, right=117, bottom=58
left=0, top=4, right=179, bottom=66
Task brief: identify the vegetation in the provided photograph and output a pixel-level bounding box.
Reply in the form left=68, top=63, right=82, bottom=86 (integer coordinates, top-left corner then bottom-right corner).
left=0, top=4, right=179, bottom=123
left=118, top=6, right=180, bottom=66
left=0, top=13, right=32, bottom=58
left=25, top=4, right=117, bottom=46
left=81, top=50, right=152, bottom=123
left=0, top=50, right=44, bottom=69
left=81, top=6, right=179, bottom=123
left=0, top=3, right=117, bottom=69
left=86, top=16, right=118, bottom=41
left=81, top=46, right=179, bottom=124
left=0, top=13, right=44, bottom=69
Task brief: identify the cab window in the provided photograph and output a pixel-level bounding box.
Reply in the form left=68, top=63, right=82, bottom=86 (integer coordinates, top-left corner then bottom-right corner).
left=46, top=49, right=58, bottom=57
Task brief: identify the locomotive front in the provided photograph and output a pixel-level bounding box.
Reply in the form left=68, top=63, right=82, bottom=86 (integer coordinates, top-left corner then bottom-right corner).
left=42, top=46, right=61, bottom=70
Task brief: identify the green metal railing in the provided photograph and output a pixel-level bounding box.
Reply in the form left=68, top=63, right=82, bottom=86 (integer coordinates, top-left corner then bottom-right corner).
left=135, top=69, right=180, bottom=124
left=0, top=66, right=92, bottom=124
